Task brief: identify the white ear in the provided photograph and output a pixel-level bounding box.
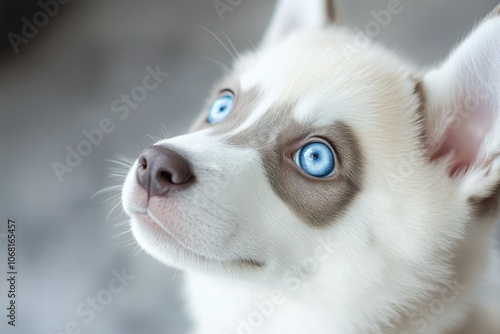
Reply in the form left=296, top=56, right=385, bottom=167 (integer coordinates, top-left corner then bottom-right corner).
left=261, top=0, right=338, bottom=46
left=422, top=6, right=500, bottom=199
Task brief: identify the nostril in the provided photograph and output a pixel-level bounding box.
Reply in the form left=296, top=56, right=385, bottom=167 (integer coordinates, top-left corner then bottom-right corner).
left=138, top=156, right=148, bottom=169
left=157, top=170, right=193, bottom=185
left=136, top=154, right=151, bottom=194
left=158, top=170, right=173, bottom=184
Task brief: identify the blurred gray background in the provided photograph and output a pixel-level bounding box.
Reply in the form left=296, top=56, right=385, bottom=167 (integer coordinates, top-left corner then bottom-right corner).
left=0, top=0, right=498, bottom=333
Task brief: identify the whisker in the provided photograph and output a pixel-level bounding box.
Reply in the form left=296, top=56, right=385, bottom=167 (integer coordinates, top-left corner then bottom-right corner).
left=112, top=229, right=132, bottom=240
left=170, top=268, right=179, bottom=283
left=222, top=32, right=240, bottom=58
left=113, top=238, right=136, bottom=246
left=117, top=209, right=128, bottom=220
left=160, top=123, right=170, bottom=139
left=197, top=25, right=236, bottom=60
left=104, top=158, right=134, bottom=168
left=100, top=193, right=122, bottom=205
left=92, top=155, right=134, bottom=245
left=107, top=168, right=130, bottom=174
left=199, top=55, right=230, bottom=71
left=147, top=259, right=159, bottom=272
left=146, top=134, right=163, bottom=143
left=90, top=185, right=123, bottom=200
left=245, top=37, right=258, bottom=53
left=108, top=174, right=128, bottom=181
left=114, top=154, right=135, bottom=163
left=118, top=242, right=137, bottom=248
left=107, top=200, right=124, bottom=221
left=131, top=245, right=143, bottom=257
left=114, top=219, right=131, bottom=228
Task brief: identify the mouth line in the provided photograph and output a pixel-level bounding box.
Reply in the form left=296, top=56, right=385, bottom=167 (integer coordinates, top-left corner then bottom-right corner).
left=128, top=207, right=265, bottom=268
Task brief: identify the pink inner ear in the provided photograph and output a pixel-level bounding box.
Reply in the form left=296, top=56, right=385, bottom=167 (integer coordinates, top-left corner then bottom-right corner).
left=431, top=103, right=494, bottom=176
left=425, top=14, right=500, bottom=177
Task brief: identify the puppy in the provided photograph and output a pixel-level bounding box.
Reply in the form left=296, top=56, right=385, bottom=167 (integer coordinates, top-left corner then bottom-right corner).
left=121, top=1, right=500, bottom=333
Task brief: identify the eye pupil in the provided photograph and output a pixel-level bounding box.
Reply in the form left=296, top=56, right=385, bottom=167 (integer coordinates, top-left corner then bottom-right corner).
left=208, top=93, right=234, bottom=124
left=294, top=142, right=336, bottom=178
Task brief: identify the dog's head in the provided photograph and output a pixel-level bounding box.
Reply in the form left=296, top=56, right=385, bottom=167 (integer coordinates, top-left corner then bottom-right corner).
left=122, top=0, right=500, bottom=292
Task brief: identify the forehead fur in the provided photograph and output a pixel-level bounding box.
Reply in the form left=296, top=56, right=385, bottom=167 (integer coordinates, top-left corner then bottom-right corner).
left=236, top=27, right=413, bottom=97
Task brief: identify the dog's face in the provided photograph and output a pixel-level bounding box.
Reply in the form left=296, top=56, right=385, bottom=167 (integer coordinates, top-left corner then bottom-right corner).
left=122, top=0, right=500, bottom=289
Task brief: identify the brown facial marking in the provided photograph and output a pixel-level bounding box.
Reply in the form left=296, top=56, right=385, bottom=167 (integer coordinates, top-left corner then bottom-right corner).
left=190, top=84, right=260, bottom=134
left=224, top=104, right=364, bottom=228
left=468, top=181, right=500, bottom=219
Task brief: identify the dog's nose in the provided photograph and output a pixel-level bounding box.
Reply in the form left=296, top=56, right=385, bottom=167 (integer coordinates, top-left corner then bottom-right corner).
left=136, top=146, right=194, bottom=196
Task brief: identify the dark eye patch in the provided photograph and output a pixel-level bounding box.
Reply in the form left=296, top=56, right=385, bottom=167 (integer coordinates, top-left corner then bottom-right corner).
left=222, top=103, right=365, bottom=228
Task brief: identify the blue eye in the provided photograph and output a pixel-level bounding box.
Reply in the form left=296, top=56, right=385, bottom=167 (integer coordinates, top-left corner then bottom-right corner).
left=294, top=141, right=337, bottom=178
left=208, top=93, right=234, bottom=124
